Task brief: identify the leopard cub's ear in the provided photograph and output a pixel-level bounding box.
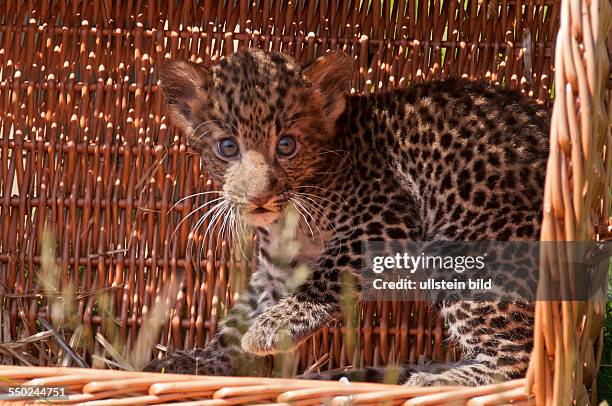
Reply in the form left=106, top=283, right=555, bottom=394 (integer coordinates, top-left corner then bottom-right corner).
left=302, top=51, right=353, bottom=124
left=159, top=60, right=210, bottom=134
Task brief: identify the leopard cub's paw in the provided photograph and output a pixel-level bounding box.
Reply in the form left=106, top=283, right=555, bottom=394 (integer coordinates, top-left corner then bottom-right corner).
left=143, top=350, right=199, bottom=375
left=241, top=318, right=298, bottom=355
left=404, top=372, right=447, bottom=387
left=142, top=348, right=230, bottom=376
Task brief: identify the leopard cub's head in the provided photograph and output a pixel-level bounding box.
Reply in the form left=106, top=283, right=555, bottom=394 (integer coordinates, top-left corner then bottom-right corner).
left=160, top=49, right=352, bottom=227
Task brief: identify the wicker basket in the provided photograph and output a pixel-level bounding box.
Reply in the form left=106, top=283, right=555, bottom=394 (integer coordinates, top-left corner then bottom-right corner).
left=0, top=365, right=532, bottom=405
left=0, top=0, right=610, bottom=404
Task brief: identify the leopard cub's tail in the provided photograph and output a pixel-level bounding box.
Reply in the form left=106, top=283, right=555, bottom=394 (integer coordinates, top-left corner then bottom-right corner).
left=300, top=365, right=417, bottom=384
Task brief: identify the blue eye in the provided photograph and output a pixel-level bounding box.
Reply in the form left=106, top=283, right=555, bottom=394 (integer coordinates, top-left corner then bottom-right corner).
left=217, top=138, right=239, bottom=158
left=276, top=136, right=298, bottom=158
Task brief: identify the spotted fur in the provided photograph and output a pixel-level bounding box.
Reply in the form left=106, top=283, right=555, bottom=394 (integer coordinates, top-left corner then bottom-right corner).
left=143, top=49, right=549, bottom=386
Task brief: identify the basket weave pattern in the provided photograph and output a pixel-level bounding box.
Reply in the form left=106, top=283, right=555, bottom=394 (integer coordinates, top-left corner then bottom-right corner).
left=0, top=0, right=610, bottom=404
left=1, top=365, right=531, bottom=405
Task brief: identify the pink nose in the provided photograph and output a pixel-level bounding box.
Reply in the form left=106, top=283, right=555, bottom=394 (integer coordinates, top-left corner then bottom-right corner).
left=247, top=193, right=273, bottom=207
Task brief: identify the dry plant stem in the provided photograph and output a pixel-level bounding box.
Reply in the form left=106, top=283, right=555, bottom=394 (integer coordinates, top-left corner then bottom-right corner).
left=37, top=317, right=88, bottom=368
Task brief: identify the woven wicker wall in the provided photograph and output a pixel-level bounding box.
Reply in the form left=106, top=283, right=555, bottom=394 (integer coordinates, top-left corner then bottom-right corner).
left=0, top=0, right=573, bottom=377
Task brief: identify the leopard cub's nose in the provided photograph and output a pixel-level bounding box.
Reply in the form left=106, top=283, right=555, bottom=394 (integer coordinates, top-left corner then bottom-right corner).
left=246, top=193, right=274, bottom=207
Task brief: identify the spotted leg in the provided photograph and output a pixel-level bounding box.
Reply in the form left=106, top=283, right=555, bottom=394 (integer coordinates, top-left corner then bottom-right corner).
left=241, top=245, right=348, bottom=355
left=143, top=255, right=289, bottom=375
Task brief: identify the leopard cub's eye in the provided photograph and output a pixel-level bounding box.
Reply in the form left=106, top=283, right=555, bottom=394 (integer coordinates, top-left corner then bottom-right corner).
left=276, top=136, right=298, bottom=158
left=217, top=137, right=240, bottom=159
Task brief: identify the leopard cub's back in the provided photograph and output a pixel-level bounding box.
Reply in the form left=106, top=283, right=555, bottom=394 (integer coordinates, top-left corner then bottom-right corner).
left=316, top=79, right=550, bottom=385
left=336, top=79, right=549, bottom=242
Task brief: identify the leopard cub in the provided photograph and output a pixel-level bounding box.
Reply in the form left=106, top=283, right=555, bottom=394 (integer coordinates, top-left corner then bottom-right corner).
left=143, top=49, right=549, bottom=386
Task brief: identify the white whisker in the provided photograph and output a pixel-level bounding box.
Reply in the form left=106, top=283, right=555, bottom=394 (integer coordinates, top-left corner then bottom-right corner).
left=169, top=191, right=223, bottom=212
left=290, top=197, right=321, bottom=243
left=171, top=197, right=226, bottom=242
left=292, top=185, right=349, bottom=206
left=203, top=202, right=229, bottom=264
left=187, top=200, right=227, bottom=264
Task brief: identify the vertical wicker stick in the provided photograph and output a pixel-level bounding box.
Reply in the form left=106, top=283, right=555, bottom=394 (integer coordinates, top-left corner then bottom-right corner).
left=527, top=0, right=611, bottom=405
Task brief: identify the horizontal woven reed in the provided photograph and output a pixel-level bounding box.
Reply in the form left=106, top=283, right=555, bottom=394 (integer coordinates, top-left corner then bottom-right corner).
left=0, top=0, right=610, bottom=404
left=0, top=365, right=533, bottom=405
